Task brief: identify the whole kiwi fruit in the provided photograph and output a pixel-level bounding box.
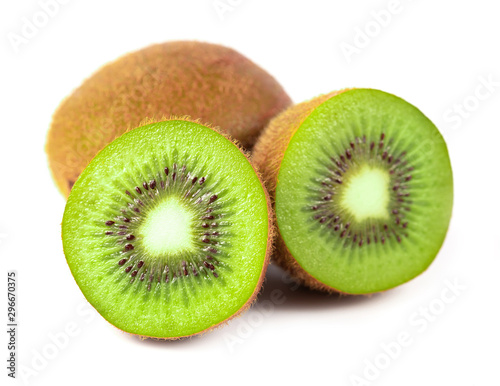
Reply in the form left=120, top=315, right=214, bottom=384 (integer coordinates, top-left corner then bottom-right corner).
left=253, top=88, right=453, bottom=294
left=47, top=41, right=291, bottom=197
left=62, top=118, right=272, bottom=339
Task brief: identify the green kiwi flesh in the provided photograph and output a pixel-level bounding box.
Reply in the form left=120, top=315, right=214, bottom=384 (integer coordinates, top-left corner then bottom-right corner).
left=62, top=120, right=271, bottom=338
left=276, top=89, right=453, bottom=294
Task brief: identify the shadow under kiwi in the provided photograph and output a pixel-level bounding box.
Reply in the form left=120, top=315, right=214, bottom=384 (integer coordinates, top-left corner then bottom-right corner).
left=122, top=263, right=387, bottom=346
left=121, top=325, right=225, bottom=347
left=256, top=264, right=386, bottom=311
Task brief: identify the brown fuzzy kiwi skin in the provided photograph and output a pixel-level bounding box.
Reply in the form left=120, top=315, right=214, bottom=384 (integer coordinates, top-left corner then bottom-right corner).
left=63, top=117, right=275, bottom=340
left=252, top=89, right=351, bottom=294
left=47, top=40, right=292, bottom=197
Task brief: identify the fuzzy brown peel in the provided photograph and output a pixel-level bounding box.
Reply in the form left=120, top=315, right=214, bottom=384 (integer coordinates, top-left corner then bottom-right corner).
left=47, top=41, right=291, bottom=197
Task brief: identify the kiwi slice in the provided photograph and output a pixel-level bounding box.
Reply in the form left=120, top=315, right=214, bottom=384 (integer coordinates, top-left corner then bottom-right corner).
left=62, top=119, right=271, bottom=338
left=253, top=89, right=453, bottom=294
left=47, top=41, right=291, bottom=197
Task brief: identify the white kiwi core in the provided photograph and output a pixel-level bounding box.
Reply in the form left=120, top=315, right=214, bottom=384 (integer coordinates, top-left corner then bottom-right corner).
left=340, top=165, right=390, bottom=222
left=138, top=197, right=196, bottom=257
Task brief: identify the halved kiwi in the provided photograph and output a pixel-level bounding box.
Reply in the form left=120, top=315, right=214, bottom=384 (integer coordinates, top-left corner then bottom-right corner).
left=62, top=119, right=271, bottom=338
left=253, top=89, right=453, bottom=294
left=47, top=41, right=292, bottom=197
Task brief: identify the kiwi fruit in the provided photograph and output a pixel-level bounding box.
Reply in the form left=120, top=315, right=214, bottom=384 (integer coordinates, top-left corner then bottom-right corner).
left=253, top=88, right=453, bottom=294
left=47, top=41, right=291, bottom=197
left=62, top=118, right=272, bottom=339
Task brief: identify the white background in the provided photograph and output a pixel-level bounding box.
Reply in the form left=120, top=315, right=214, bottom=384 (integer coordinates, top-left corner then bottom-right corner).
left=1, top=0, right=499, bottom=385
